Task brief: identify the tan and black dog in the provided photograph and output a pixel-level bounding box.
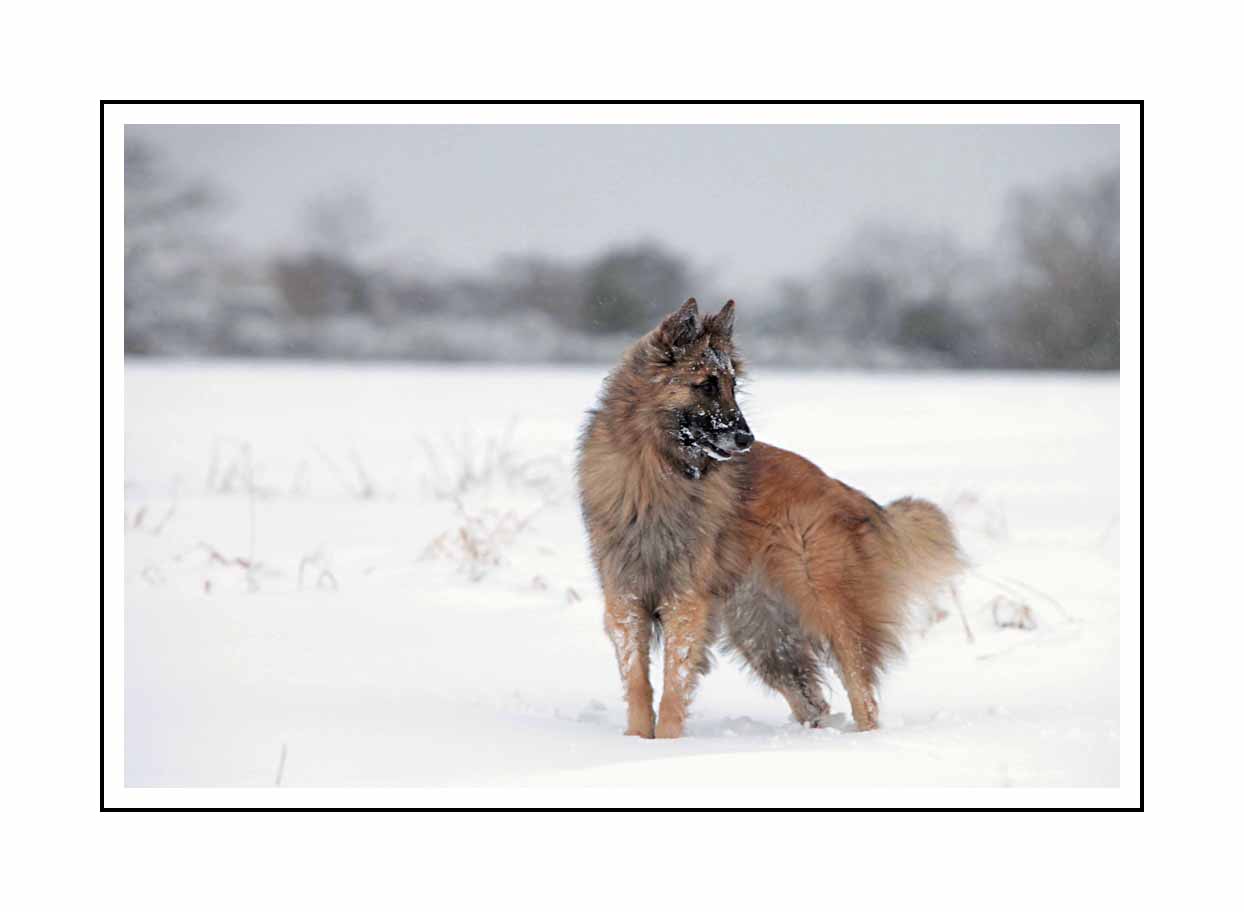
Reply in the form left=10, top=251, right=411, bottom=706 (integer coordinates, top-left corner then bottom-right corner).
left=576, top=298, right=963, bottom=738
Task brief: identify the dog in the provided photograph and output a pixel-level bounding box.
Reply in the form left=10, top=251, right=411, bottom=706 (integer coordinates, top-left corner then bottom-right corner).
left=576, top=297, right=964, bottom=738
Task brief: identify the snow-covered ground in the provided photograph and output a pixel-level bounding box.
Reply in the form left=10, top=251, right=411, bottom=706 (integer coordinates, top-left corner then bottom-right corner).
left=124, top=362, right=1120, bottom=788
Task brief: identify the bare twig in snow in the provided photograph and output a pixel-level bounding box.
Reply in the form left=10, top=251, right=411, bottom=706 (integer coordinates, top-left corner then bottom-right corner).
left=148, top=501, right=176, bottom=535
left=299, top=551, right=339, bottom=592
left=196, top=541, right=253, bottom=568
left=990, top=595, right=1037, bottom=631
left=950, top=582, right=975, bottom=644
left=206, top=436, right=254, bottom=495
left=350, top=449, right=377, bottom=500
left=244, top=443, right=257, bottom=592
left=969, top=570, right=1077, bottom=624
left=420, top=503, right=544, bottom=581
left=418, top=424, right=564, bottom=503
left=997, top=574, right=1074, bottom=622
left=312, top=445, right=379, bottom=500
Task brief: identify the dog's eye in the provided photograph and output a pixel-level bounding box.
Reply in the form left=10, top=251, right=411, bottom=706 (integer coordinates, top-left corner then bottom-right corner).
left=695, top=377, right=720, bottom=396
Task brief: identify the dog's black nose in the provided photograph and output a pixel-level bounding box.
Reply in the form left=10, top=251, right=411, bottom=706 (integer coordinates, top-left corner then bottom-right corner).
left=734, top=429, right=754, bottom=449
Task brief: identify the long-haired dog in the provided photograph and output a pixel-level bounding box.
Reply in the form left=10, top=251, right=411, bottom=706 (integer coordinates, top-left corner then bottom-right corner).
left=577, top=298, right=964, bottom=738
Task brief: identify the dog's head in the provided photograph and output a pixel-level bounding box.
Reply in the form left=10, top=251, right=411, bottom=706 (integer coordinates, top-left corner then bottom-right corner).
left=644, top=298, right=752, bottom=477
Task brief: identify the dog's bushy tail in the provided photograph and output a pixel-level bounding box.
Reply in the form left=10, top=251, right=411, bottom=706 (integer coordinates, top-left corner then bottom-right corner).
left=881, top=497, right=966, bottom=608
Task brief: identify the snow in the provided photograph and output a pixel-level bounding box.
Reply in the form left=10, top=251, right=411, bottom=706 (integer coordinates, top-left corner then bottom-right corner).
left=124, top=362, right=1120, bottom=788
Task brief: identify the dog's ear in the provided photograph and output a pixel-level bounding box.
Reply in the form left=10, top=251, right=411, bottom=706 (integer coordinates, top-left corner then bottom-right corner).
left=657, top=297, right=700, bottom=349
left=706, top=299, right=735, bottom=340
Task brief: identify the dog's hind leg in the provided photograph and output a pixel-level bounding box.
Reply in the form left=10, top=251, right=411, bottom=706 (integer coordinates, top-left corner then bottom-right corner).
left=604, top=590, right=655, bottom=738
left=721, top=579, right=831, bottom=726
left=778, top=567, right=884, bottom=731
left=764, top=524, right=901, bottom=732
left=740, top=635, right=831, bottom=727
left=820, top=626, right=880, bottom=731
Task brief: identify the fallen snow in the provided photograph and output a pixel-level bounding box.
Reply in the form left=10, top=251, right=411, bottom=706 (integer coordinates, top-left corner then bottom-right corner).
left=124, top=362, right=1120, bottom=788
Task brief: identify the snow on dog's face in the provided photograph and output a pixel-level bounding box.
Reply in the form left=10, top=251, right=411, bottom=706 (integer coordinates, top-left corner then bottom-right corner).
left=647, top=298, right=752, bottom=477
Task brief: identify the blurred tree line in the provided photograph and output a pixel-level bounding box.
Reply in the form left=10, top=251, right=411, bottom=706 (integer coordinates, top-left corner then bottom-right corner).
left=124, top=139, right=1119, bottom=369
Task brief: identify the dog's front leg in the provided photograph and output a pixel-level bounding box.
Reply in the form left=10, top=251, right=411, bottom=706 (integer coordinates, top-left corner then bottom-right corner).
left=655, top=595, right=712, bottom=739
left=604, top=592, right=655, bottom=738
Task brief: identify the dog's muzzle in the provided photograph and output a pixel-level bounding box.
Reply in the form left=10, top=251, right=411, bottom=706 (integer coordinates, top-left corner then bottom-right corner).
left=681, top=411, right=753, bottom=461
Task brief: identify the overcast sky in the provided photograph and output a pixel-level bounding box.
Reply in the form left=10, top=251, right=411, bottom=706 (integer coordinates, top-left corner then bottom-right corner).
left=130, top=124, right=1118, bottom=287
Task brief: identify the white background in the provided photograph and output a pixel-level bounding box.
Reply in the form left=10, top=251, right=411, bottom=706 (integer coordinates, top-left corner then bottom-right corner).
left=0, top=0, right=1222, bottom=908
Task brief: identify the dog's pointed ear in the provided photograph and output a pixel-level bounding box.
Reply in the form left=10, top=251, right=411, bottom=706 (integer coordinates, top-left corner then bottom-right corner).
left=657, top=297, right=700, bottom=348
left=706, top=299, right=735, bottom=339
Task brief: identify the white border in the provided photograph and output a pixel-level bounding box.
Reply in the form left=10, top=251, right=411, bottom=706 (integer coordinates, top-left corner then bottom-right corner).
left=104, top=102, right=1139, bottom=810
left=115, top=101, right=1130, bottom=125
